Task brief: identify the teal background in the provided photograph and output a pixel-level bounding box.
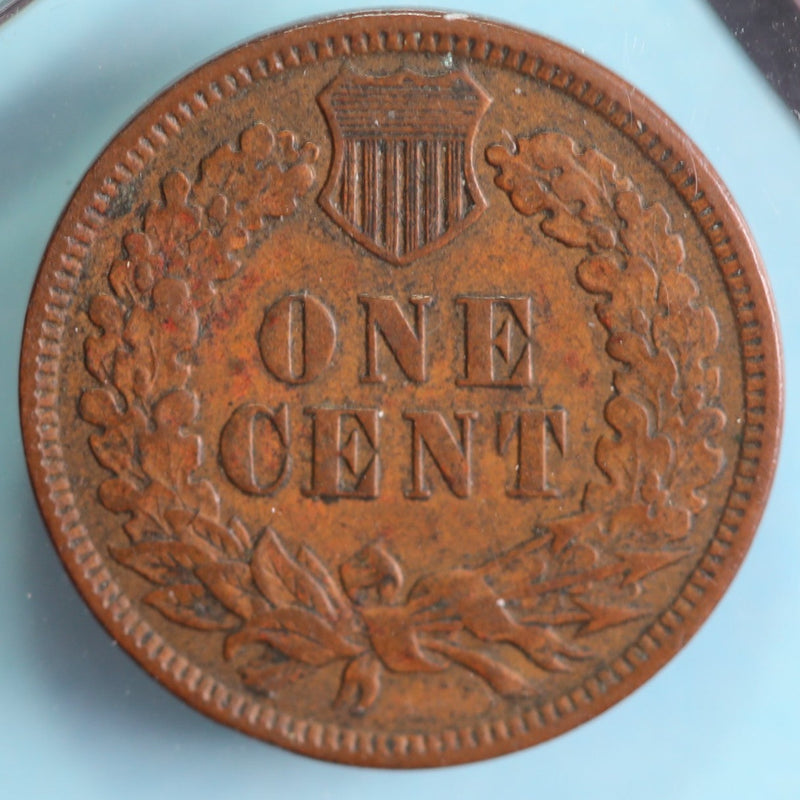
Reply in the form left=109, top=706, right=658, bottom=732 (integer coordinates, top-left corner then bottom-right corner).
left=2, top=1, right=798, bottom=797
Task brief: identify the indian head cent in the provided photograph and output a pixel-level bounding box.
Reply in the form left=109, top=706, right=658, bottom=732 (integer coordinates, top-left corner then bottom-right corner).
left=20, top=11, right=782, bottom=767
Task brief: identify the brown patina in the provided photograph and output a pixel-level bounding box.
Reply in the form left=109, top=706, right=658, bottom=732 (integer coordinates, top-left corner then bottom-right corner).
left=20, top=11, right=782, bottom=767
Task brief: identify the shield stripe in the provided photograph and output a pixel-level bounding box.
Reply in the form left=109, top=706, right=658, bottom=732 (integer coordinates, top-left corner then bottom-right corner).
left=404, top=136, right=413, bottom=256
left=338, top=134, right=473, bottom=260
left=445, top=139, right=461, bottom=227
left=343, top=139, right=361, bottom=233
left=417, top=139, right=424, bottom=252
left=363, top=139, right=372, bottom=242
left=424, top=141, right=432, bottom=246
left=446, top=139, right=457, bottom=228
left=319, top=70, right=490, bottom=264
left=433, top=139, right=444, bottom=240
left=375, top=139, right=382, bottom=240
left=394, top=139, right=405, bottom=258
left=373, top=139, right=383, bottom=247
left=384, top=139, right=396, bottom=257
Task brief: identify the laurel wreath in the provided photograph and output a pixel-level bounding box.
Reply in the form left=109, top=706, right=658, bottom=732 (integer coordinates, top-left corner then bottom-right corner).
left=81, top=125, right=724, bottom=714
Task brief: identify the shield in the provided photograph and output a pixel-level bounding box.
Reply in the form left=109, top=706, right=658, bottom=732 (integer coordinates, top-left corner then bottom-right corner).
left=318, top=70, right=491, bottom=265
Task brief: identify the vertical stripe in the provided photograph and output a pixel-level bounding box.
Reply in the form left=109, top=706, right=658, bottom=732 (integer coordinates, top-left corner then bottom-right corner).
left=413, top=139, right=423, bottom=251
left=372, top=139, right=382, bottom=246
left=353, top=140, right=362, bottom=232
left=339, top=145, right=350, bottom=219
left=455, top=138, right=465, bottom=221
left=363, top=139, right=370, bottom=237
left=424, top=139, right=434, bottom=245
left=362, top=138, right=371, bottom=235
left=433, top=140, right=444, bottom=238
left=421, top=140, right=429, bottom=246
left=343, top=139, right=358, bottom=224
left=384, top=139, right=397, bottom=257
left=446, top=139, right=457, bottom=229
left=395, top=140, right=404, bottom=259
left=404, top=137, right=414, bottom=257
left=335, top=126, right=473, bottom=258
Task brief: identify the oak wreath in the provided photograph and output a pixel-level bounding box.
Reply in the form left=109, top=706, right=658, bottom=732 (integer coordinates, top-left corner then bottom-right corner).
left=81, top=122, right=723, bottom=712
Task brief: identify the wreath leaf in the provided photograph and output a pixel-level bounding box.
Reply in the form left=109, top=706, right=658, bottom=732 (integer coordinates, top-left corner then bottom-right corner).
left=228, top=516, right=254, bottom=552
left=190, top=515, right=247, bottom=559
left=144, top=584, right=239, bottom=631
left=296, top=544, right=352, bottom=622
left=225, top=607, right=360, bottom=664
left=109, top=541, right=207, bottom=585
left=196, top=562, right=269, bottom=619
left=251, top=528, right=336, bottom=619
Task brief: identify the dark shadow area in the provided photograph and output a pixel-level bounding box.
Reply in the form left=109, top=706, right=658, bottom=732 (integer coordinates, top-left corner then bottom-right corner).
left=0, top=0, right=36, bottom=26
left=706, top=0, right=800, bottom=117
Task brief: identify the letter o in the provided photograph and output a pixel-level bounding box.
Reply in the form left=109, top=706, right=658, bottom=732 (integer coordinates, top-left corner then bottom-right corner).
left=259, top=293, right=336, bottom=384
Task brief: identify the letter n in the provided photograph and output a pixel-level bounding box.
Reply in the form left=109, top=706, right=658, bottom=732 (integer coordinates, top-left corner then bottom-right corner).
left=403, top=410, right=477, bottom=499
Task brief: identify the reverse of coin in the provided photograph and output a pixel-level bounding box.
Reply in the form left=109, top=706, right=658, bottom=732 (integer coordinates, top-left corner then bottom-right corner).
left=20, top=11, right=782, bottom=767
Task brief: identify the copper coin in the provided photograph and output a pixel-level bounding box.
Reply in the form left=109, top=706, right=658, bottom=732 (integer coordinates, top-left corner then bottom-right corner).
left=20, top=11, right=782, bottom=767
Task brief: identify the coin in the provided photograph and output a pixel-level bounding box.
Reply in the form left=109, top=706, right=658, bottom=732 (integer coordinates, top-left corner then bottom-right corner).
left=20, top=11, right=782, bottom=767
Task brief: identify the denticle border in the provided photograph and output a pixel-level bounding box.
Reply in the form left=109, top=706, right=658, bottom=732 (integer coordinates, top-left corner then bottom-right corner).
left=20, top=11, right=782, bottom=767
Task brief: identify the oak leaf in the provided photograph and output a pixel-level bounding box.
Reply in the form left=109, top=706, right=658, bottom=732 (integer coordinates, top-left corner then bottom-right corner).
left=144, top=171, right=199, bottom=271
left=224, top=607, right=360, bottom=665
left=588, top=395, right=673, bottom=510
left=196, top=562, right=269, bottom=619
left=193, top=123, right=318, bottom=234
left=189, top=515, right=247, bottom=559
left=139, top=390, right=201, bottom=490
left=109, top=541, right=207, bottom=585
left=227, top=517, right=253, bottom=552
left=99, top=479, right=177, bottom=542
left=487, top=132, right=630, bottom=251
left=144, top=583, right=239, bottom=631
left=251, top=528, right=337, bottom=620
left=84, top=295, right=124, bottom=384
left=616, top=191, right=685, bottom=270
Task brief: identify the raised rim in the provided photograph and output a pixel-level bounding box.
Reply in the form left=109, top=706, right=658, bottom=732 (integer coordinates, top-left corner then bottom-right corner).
left=20, top=10, right=783, bottom=767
